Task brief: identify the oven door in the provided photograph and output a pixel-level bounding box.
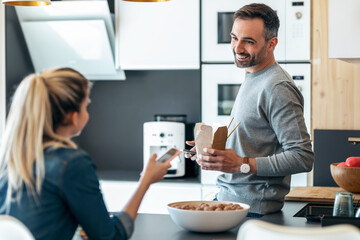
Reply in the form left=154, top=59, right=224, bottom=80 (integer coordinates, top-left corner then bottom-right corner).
left=201, top=0, right=286, bottom=63
left=201, top=64, right=245, bottom=126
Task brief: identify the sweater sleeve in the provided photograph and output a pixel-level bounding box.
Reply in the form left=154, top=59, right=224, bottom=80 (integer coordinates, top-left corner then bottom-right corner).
left=60, top=152, right=134, bottom=240
left=256, top=82, right=314, bottom=176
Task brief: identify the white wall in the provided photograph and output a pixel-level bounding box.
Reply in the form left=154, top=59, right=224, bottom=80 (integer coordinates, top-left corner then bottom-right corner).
left=0, top=5, right=5, bottom=140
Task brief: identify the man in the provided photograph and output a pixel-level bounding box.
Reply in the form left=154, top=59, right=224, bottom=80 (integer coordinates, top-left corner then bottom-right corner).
left=190, top=3, right=314, bottom=215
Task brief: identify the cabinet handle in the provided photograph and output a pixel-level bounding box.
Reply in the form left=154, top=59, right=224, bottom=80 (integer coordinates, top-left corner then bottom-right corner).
left=348, top=137, right=360, bottom=145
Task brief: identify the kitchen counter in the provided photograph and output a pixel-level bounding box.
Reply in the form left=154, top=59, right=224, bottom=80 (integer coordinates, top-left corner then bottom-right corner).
left=130, top=202, right=321, bottom=240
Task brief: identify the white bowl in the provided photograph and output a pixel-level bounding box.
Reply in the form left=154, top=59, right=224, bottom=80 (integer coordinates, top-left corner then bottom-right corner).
left=167, top=201, right=250, bottom=232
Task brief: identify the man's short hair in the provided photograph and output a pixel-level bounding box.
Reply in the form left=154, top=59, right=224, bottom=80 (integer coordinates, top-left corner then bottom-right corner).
left=234, top=3, right=280, bottom=41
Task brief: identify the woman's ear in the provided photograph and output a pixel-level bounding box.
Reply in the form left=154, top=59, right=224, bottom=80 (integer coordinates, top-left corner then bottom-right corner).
left=66, top=111, right=79, bottom=127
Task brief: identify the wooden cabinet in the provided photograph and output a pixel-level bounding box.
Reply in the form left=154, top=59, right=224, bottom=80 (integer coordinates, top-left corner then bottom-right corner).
left=100, top=180, right=201, bottom=214
left=328, top=0, right=360, bottom=64
left=312, top=0, right=360, bottom=131
left=116, top=0, right=200, bottom=70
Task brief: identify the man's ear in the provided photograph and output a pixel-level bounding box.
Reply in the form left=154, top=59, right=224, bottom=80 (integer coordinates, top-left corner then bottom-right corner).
left=267, top=37, right=278, bottom=51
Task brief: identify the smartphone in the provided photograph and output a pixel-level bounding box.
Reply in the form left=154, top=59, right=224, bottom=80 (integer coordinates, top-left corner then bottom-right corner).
left=182, top=149, right=196, bottom=155
left=156, top=148, right=181, bottom=163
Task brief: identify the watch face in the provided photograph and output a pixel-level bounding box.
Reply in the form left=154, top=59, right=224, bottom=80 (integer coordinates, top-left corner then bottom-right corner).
left=240, top=164, right=250, bottom=173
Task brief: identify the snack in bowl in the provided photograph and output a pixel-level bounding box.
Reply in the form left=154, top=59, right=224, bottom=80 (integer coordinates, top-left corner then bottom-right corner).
left=171, top=202, right=243, bottom=211
left=167, top=201, right=250, bottom=232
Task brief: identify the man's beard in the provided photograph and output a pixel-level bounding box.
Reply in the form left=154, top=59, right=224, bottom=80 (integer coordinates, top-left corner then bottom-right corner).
left=233, top=44, right=267, bottom=69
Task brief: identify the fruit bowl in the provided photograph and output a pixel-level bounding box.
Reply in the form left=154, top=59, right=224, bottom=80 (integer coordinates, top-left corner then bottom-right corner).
left=330, top=163, right=360, bottom=193
left=167, top=201, right=250, bottom=232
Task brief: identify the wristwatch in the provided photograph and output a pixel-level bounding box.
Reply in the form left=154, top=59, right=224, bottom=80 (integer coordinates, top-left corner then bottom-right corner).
left=240, top=157, right=250, bottom=174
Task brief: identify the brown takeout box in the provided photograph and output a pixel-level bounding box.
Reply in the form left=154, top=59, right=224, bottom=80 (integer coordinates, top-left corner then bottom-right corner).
left=194, top=123, right=228, bottom=156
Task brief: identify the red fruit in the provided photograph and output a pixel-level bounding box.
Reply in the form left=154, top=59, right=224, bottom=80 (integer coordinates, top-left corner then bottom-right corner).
left=337, top=162, right=347, bottom=167
left=345, top=157, right=360, bottom=167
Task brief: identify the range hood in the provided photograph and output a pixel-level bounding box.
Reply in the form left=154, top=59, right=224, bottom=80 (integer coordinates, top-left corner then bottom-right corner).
left=15, top=0, right=125, bottom=80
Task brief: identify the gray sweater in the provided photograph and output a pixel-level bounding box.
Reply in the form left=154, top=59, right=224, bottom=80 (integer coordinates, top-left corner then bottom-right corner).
left=217, top=63, right=314, bottom=214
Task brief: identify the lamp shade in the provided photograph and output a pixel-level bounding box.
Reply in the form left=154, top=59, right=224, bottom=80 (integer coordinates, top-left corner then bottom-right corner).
left=122, top=0, right=169, bottom=2
left=2, top=0, right=50, bottom=6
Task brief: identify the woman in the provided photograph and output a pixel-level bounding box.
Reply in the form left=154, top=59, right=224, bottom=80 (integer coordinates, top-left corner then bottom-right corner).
left=0, top=68, right=171, bottom=240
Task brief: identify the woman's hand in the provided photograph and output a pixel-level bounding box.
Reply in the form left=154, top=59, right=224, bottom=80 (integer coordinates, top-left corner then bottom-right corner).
left=140, top=154, right=171, bottom=187
left=125, top=154, right=171, bottom=220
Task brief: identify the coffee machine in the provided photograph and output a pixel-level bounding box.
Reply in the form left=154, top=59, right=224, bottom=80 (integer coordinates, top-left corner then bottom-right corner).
left=143, top=121, right=185, bottom=178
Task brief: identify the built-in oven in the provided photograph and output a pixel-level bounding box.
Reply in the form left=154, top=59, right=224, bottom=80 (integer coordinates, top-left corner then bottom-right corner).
left=201, top=0, right=310, bottom=63
left=200, top=0, right=311, bottom=188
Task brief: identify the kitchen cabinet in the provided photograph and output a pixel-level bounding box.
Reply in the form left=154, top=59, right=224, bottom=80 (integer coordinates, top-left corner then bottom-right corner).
left=328, top=0, right=360, bottom=64
left=100, top=180, right=201, bottom=214
left=313, top=0, right=360, bottom=131
left=116, top=0, right=200, bottom=70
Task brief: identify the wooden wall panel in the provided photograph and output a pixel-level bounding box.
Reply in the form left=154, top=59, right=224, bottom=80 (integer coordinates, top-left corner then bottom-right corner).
left=312, top=0, right=360, bottom=133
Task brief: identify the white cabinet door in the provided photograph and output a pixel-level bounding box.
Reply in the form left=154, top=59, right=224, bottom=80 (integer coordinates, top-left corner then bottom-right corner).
left=329, top=0, right=360, bottom=64
left=140, top=183, right=201, bottom=214
left=100, top=181, right=138, bottom=213
left=100, top=181, right=201, bottom=214
left=117, top=0, right=200, bottom=70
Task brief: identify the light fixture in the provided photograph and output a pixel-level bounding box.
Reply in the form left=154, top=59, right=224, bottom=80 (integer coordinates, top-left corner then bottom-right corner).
left=122, top=0, right=169, bottom=2
left=2, top=0, right=50, bottom=6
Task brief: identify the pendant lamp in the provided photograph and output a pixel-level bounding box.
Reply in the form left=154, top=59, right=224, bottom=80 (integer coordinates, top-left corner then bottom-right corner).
left=122, top=0, right=169, bottom=2
left=2, top=0, right=50, bottom=6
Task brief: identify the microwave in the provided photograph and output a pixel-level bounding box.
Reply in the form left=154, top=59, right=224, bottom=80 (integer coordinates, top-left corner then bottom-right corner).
left=201, top=0, right=311, bottom=63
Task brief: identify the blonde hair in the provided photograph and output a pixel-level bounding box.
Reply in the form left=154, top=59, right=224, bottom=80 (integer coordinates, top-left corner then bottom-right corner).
left=0, top=68, right=91, bottom=210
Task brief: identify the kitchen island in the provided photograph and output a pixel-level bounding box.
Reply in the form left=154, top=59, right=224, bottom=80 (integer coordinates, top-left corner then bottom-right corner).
left=130, top=202, right=321, bottom=240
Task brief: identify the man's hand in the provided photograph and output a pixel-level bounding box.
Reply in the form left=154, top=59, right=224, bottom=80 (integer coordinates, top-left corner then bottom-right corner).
left=198, top=148, right=257, bottom=173
left=184, top=140, right=197, bottom=161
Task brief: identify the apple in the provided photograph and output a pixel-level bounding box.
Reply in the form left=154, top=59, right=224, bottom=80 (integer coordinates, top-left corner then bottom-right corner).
left=337, top=162, right=348, bottom=167
left=345, top=157, right=360, bottom=167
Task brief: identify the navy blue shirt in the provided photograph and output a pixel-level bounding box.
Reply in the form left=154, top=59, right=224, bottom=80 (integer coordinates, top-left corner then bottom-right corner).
left=0, top=147, right=134, bottom=240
